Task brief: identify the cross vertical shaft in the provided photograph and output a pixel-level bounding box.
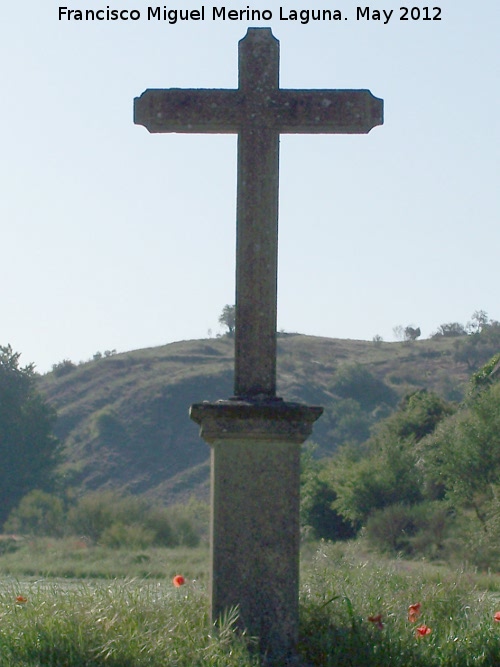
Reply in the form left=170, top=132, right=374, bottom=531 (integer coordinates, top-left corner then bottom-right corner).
left=235, top=31, right=279, bottom=398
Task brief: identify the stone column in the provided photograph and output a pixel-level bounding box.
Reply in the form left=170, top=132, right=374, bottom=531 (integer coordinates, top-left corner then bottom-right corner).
left=190, top=400, right=323, bottom=665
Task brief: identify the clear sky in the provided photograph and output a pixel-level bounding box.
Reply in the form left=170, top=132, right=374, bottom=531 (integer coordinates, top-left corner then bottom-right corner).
left=1, top=1, right=499, bottom=373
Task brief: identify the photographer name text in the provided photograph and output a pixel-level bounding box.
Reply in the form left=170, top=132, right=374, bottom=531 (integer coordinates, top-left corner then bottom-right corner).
left=58, top=6, right=443, bottom=24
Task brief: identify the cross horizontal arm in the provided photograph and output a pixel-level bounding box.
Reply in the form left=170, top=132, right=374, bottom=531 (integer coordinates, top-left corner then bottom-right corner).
left=275, top=89, right=383, bottom=134
left=134, top=89, right=241, bottom=133
left=134, top=88, right=383, bottom=134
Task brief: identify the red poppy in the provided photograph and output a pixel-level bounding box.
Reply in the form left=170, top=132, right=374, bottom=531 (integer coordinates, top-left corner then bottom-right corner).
left=408, top=602, right=421, bottom=623
left=494, top=611, right=500, bottom=623
left=15, top=595, right=28, bottom=604
left=172, top=575, right=186, bottom=587
left=368, top=614, right=384, bottom=629
left=416, top=624, right=432, bottom=637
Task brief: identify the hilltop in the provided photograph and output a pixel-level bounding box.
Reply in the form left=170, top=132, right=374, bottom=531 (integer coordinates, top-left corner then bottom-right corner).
left=38, top=333, right=476, bottom=505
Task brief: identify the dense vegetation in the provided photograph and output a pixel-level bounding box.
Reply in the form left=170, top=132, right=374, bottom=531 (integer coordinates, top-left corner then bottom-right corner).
left=301, top=351, right=500, bottom=569
left=0, top=345, right=60, bottom=525
left=1, top=541, right=500, bottom=666
left=10, top=354, right=500, bottom=570
left=1, top=314, right=499, bottom=570
left=3, top=490, right=208, bottom=551
left=32, top=317, right=500, bottom=507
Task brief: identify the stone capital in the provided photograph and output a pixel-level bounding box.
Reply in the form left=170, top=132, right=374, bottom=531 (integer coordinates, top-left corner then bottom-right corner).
left=189, top=399, right=323, bottom=444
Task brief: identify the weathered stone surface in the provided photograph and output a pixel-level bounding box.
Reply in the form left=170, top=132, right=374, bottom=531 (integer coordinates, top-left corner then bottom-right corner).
left=190, top=399, right=323, bottom=442
left=135, top=27, right=383, bottom=665
left=190, top=402, right=322, bottom=663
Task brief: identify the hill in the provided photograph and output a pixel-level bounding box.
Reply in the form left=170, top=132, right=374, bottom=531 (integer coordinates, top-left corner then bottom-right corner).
left=37, top=334, right=477, bottom=505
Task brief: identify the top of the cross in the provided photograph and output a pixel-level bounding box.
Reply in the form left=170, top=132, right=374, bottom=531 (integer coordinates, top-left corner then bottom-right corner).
left=240, top=27, right=277, bottom=41
left=134, top=30, right=383, bottom=134
left=239, top=28, right=279, bottom=92
left=239, top=27, right=278, bottom=48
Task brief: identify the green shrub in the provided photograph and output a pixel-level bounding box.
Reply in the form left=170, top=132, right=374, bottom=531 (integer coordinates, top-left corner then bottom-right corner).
left=100, top=522, right=157, bottom=549
left=66, top=490, right=204, bottom=548
left=0, top=537, right=20, bottom=555
left=331, top=363, right=397, bottom=410
left=67, top=490, right=124, bottom=542
left=171, top=517, right=200, bottom=547
left=164, top=498, right=209, bottom=545
left=365, top=501, right=452, bottom=558
left=143, top=506, right=177, bottom=546
left=450, top=501, right=500, bottom=571
left=3, top=490, right=65, bottom=537
left=5, top=488, right=208, bottom=549
left=300, top=449, right=357, bottom=541
left=51, top=359, right=77, bottom=376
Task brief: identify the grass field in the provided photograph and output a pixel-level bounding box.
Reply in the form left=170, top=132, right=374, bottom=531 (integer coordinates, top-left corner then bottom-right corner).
left=2, top=538, right=500, bottom=665
left=0, top=536, right=210, bottom=581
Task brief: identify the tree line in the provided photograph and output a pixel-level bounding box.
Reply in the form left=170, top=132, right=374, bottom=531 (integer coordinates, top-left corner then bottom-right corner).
left=301, top=351, right=500, bottom=567
left=2, top=312, right=499, bottom=569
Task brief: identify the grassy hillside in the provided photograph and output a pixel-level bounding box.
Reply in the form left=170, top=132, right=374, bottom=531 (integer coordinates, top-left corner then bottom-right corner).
left=38, top=334, right=475, bottom=505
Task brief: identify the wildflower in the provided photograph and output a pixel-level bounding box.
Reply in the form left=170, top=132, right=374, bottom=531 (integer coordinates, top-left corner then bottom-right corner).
left=15, top=596, right=28, bottom=604
left=416, top=624, right=432, bottom=637
left=368, top=614, right=384, bottom=629
left=408, top=602, right=421, bottom=623
left=494, top=611, right=500, bottom=623
left=172, top=575, right=186, bottom=587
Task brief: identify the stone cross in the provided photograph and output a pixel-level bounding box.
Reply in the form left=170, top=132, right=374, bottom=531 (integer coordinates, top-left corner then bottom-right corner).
left=135, top=28, right=383, bottom=665
left=134, top=28, right=383, bottom=401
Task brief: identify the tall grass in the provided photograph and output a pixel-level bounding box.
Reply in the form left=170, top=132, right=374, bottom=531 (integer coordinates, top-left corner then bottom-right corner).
left=299, top=541, right=500, bottom=666
left=1, top=540, right=500, bottom=665
left=0, top=579, right=257, bottom=667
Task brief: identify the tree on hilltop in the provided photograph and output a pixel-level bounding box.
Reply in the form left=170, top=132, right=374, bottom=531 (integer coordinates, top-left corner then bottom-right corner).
left=404, top=325, right=421, bottom=341
left=218, top=304, right=236, bottom=336
left=393, top=324, right=421, bottom=341
left=432, top=322, right=467, bottom=338
left=466, top=310, right=491, bottom=335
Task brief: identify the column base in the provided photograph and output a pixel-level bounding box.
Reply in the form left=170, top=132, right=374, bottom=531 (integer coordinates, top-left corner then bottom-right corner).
left=190, top=399, right=322, bottom=664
